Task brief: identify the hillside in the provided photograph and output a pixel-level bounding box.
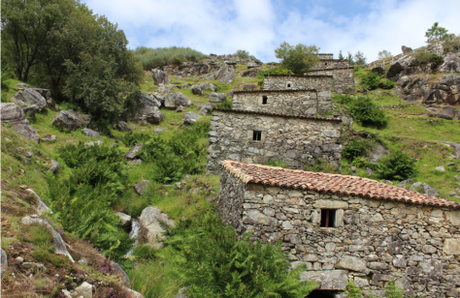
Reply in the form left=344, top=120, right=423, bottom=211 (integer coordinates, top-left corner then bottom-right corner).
left=2, top=48, right=460, bottom=297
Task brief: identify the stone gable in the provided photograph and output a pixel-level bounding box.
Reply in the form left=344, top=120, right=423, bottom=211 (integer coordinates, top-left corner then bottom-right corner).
left=263, top=75, right=334, bottom=92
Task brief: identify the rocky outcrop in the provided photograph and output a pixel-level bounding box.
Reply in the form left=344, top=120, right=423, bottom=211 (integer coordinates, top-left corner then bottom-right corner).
left=139, top=93, right=161, bottom=108
left=1, top=103, right=41, bottom=142
left=52, top=110, right=91, bottom=130
left=130, top=106, right=165, bottom=125
left=209, top=92, right=226, bottom=103
left=183, top=112, right=201, bottom=125
left=152, top=69, right=170, bottom=85
left=139, top=207, right=174, bottom=248
left=164, top=93, right=192, bottom=109
left=206, top=65, right=235, bottom=83
left=22, top=104, right=39, bottom=120
left=439, top=53, right=460, bottom=73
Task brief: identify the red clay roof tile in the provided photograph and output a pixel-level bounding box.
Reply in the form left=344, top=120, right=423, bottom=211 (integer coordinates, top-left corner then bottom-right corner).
left=222, top=160, right=460, bottom=209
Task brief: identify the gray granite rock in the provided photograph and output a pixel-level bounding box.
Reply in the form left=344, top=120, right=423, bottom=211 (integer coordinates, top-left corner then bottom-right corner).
left=183, top=112, right=201, bottom=125
left=124, top=144, right=143, bottom=160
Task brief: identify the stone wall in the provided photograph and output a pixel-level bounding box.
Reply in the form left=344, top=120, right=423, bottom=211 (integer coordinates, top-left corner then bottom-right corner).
left=206, top=110, right=342, bottom=175
left=232, top=90, right=333, bottom=115
left=217, top=181, right=460, bottom=296
left=319, top=54, right=334, bottom=60
left=263, top=75, right=334, bottom=92
left=305, top=68, right=355, bottom=95
left=312, top=60, right=349, bottom=70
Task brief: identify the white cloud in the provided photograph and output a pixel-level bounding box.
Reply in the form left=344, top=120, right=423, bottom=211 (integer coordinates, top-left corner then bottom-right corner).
left=82, top=0, right=460, bottom=63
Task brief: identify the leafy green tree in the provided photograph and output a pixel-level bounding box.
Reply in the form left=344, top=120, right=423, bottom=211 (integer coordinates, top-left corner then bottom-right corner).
left=338, top=50, right=345, bottom=60
left=361, top=72, right=380, bottom=90
left=1, top=0, right=75, bottom=82
left=375, top=150, right=417, bottom=181
left=353, top=51, right=367, bottom=66
left=378, top=50, right=393, bottom=60
left=347, top=52, right=354, bottom=66
left=425, top=22, right=449, bottom=43
left=274, top=42, right=320, bottom=74
left=234, top=49, right=250, bottom=59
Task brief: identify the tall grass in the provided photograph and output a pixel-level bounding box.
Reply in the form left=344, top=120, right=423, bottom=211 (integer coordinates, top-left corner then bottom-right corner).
left=134, top=46, right=207, bottom=70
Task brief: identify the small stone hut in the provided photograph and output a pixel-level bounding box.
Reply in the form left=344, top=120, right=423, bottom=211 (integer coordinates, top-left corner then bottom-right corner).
left=232, top=89, right=332, bottom=115
left=263, top=74, right=334, bottom=92
left=217, top=160, right=460, bottom=297
left=206, top=109, right=342, bottom=175
left=306, top=67, right=355, bottom=95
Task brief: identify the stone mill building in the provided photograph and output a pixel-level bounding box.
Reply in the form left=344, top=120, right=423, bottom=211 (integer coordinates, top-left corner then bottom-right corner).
left=217, top=161, right=460, bottom=297
left=206, top=53, right=347, bottom=174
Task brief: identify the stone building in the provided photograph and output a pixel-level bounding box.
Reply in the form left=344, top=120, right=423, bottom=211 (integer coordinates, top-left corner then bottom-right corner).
left=206, top=109, right=342, bottom=175
left=217, top=160, right=460, bottom=297
left=306, top=67, right=355, bottom=95
left=319, top=54, right=334, bottom=60
left=232, top=89, right=332, bottom=115
left=312, top=59, right=349, bottom=71
left=263, top=74, right=334, bottom=92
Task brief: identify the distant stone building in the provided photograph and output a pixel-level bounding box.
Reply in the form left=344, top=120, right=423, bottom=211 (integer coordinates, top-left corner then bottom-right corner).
left=318, top=54, right=334, bottom=60
left=232, top=89, right=332, bottom=115
left=312, top=59, right=349, bottom=70
left=206, top=109, right=342, bottom=175
left=218, top=161, right=460, bottom=297
left=263, top=74, right=334, bottom=92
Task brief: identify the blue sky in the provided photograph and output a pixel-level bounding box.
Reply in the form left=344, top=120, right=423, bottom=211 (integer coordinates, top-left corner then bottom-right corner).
left=81, top=0, right=460, bottom=63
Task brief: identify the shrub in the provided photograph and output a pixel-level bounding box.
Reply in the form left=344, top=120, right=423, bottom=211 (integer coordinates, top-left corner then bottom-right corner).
left=121, top=132, right=151, bottom=147
left=375, top=150, right=417, bottom=181
left=264, top=160, right=288, bottom=168
left=256, top=66, right=294, bottom=87
left=304, top=158, right=339, bottom=174
left=342, top=139, right=371, bottom=161
left=361, top=72, right=380, bottom=90
left=413, top=50, right=444, bottom=70
left=234, top=49, right=250, bottom=59
left=134, top=46, right=206, bottom=70
left=385, top=282, right=404, bottom=298
left=380, top=79, right=396, bottom=89
left=216, top=97, right=233, bottom=109
left=166, top=212, right=318, bottom=297
left=349, top=97, right=388, bottom=128
left=345, top=281, right=363, bottom=298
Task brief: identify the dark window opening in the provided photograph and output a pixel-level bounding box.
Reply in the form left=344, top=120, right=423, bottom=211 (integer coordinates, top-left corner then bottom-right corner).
left=308, top=290, right=342, bottom=298
left=287, top=83, right=291, bottom=87
left=262, top=96, right=268, bottom=104
left=253, top=131, right=262, bottom=141
left=320, top=209, right=336, bottom=227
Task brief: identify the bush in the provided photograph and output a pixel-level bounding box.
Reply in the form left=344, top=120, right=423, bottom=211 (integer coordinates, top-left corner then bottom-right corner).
left=256, top=66, right=294, bottom=86
left=345, top=281, right=363, bottom=298
left=264, top=160, right=288, bottom=168
left=216, top=97, right=233, bottom=109
left=342, top=139, right=371, bottom=161
left=413, top=50, right=444, bottom=70
left=349, top=97, right=388, bottom=128
left=122, top=132, right=151, bottom=147
left=361, top=72, right=380, bottom=90
left=304, top=158, right=339, bottom=174
left=380, top=79, right=396, bottom=89
left=375, top=150, right=417, bottom=181
left=166, top=212, right=318, bottom=297
left=134, top=46, right=206, bottom=70
left=234, top=49, right=250, bottom=59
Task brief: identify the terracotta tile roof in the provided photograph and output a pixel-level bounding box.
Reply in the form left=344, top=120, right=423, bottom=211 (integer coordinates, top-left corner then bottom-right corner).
left=212, top=109, right=342, bottom=122
left=263, top=74, right=333, bottom=78
left=222, top=161, right=460, bottom=209
left=233, top=89, right=317, bottom=94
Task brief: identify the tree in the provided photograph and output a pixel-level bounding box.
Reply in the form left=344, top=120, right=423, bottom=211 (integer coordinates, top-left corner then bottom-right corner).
left=1, top=0, right=75, bottom=82
left=425, top=22, right=448, bottom=43
left=347, top=51, right=354, bottom=66
left=378, top=50, right=393, bottom=60
left=274, top=42, right=320, bottom=74
left=338, top=50, right=345, bottom=60
left=353, top=51, right=367, bottom=66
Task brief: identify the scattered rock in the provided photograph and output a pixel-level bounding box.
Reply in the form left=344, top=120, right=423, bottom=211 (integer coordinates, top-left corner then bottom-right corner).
left=49, top=160, right=60, bottom=173
left=115, top=212, right=132, bottom=227
left=206, top=65, right=235, bottom=83
left=434, top=165, right=446, bottom=173
left=183, top=112, right=201, bottom=125
left=434, top=106, right=456, bottom=120
left=47, top=98, right=59, bottom=111
left=139, top=93, right=161, bottom=108
left=21, top=216, right=74, bottom=262
left=209, top=92, right=226, bottom=103
left=152, top=69, right=170, bottom=85
left=199, top=104, right=214, bottom=115
left=84, top=141, right=104, bottom=147
left=176, top=105, right=185, bottom=113
left=174, top=287, right=190, bottom=298
left=22, top=104, right=39, bottom=120
left=153, top=128, right=164, bottom=134
left=437, top=141, right=460, bottom=158
left=398, top=178, right=415, bottom=189
left=115, top=121, right=132, bottom=132
left=401, top=45, right=413, bottom=54
left=125, top=144, right=143, bottom=160
left=367, top=144, right=390, bottom=163
left=11, top=119, right=40, bottom=143
left=409, top=182, right=440, bottom=197
left=366, top=167, right=373, bottom=176
left=1, top=249, right=7, bottom=269
left=52, top=110, right=91, bottom=131
left=81, top=128, right=101, bottom=140
left=134, top=180, right=149, bottom=196
left=16, top=83, right=30, bottom=88
left=21, top=262, right=46, bottom=274
left=1, top=102, right=25, bottom=124
left=42, top=135, right=57, bottom=142
left=164, top=93, right=192, bottom=109
left=74, top=281, right=93, bottom=298
left=157, top=84, right=173, bottom=94
left=439, top=53, right=460, bottom=73
left=25, top=188, right=53, bottom=215
left=139, top=207, right=174, bottom=247
left=371, top=66, right=386, bottom=76
left=128, top=289, right=145, bottom=298
left=191, top=85, right=203, bottom=95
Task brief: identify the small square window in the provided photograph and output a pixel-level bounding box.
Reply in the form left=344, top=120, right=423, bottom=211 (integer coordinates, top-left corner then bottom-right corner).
left=253, top=131, right=262, bottom=141
left=320, top=209, right=336, bottom=227
left=287, top=83, right=291, bottom=88
left=262, top=96, right=268, bottom=104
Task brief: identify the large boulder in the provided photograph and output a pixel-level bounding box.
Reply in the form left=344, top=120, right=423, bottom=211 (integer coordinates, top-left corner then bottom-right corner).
left=401, top=45, right=413, bottom=54
left=191, top=85, right=203, bottom=95
left=140, top=93, right=161, bottom=108
left=115, top=121, right=132, bottom=132
left=81, top=128, right=101, bottom=140
left=206, top=65, right=235, bottom=83
left=13, top=89, right=47, bottom=110
left=52, top=110, right=91, bottom=131
left=434, top=106, right=456, bottom=120
left=29, top=88, right=51, bottom=99
left=209, top=92, right=226, bottom=103
left=11, top=120, right=40, bottom=143
left=152, top=69, right=170, bottom=85
left=134, top=180, right=149, bottom=196
left=164, top=93, right=192, bottom=109
left=183, top=112, right=201, bottom=124
left=131, top=106, right=165, bottom=125
left=139, top=207, right=174, bottom=247
left=1, top=103, right=25, bottom=124
left=409, top=182, right=440, bottom=197
left=157, top=84, right=173, bottom=94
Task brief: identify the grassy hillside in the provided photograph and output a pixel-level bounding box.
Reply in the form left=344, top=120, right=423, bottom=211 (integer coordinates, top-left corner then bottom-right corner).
left=2, top=58, right=459, bottom=297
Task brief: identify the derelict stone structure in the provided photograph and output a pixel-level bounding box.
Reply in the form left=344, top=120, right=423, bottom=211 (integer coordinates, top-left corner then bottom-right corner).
left=312, top=59, right=349, bottom=70
left=231, top=89, right=332, bottom=115
left=318, top=54, right=334, bottom=60
left=306, top=67, right=355, bottom=95
left=218, top=161, right=460, bottom=297
left=263, top=75, right=334, bottom=92
left=206, top=110, right=342, bottom=175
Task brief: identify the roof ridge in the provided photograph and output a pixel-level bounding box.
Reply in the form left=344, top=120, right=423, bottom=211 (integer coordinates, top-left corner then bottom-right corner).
left=212, top=108, right=342, bottom=121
